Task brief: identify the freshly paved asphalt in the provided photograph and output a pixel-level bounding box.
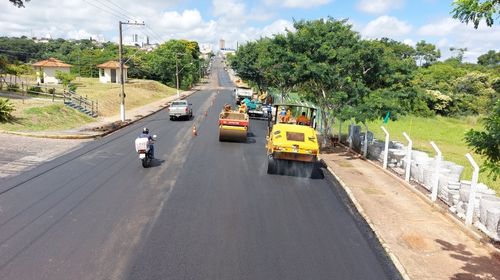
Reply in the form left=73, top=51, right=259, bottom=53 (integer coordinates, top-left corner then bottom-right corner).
left=0, top=59, right=401, bottom=280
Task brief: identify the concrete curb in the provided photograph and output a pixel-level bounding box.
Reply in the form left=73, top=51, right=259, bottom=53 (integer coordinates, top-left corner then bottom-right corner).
left=319, top=156, right=412, bottom=280
left=0, top=130, right=98, bottom=140
left=1, top=90, right=198, bottom=140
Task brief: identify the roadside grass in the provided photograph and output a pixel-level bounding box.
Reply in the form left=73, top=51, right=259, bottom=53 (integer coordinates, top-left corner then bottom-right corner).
left=0, top=98, right=94, bottom=132
left=74, top=78, right=177, bottom=117
left=358, top=115, right=498, bottom=193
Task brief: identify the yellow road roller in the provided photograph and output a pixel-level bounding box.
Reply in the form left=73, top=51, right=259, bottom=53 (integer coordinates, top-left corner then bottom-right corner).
left=219, top=110, right=249, bottom=142
left=266, top=103, right=319, bottom=177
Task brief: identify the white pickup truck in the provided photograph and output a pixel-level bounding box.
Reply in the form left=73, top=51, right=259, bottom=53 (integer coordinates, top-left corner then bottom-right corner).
left=169, top=100, right=193, bottom=120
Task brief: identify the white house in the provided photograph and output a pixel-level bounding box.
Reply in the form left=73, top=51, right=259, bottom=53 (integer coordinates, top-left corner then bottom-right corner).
left=32, top=58, right=72, bottom=84
left=97, top=61, right=128, bottom=84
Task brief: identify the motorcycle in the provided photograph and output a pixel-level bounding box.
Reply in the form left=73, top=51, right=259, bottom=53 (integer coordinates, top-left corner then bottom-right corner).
left=135, top=135, right=157, bottom=168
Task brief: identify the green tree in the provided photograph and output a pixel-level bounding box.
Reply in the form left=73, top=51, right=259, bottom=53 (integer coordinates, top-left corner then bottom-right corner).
left=449, top=47, right=468, bottom=63
left=415, top=40, right=441, bottom=67
left=145, top=39, right=200, bottom=88
left=264, top=34, right=299, bottom=101
left=477, top=50, right=500, bottom=66
left=9, top=0, right=29, bottom=8
left=55, top=71, right=76, bottom=91
left=288, top=18, right=376, bottom=145
left=465, top=100, right=500, bottom=180
left=230, top=40, right=269, bottom=92
left=452, top=0, right=500, bottom=28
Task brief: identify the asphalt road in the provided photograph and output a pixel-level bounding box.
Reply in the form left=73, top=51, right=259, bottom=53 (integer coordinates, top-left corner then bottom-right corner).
left=0, top=58, right=401, bottom=280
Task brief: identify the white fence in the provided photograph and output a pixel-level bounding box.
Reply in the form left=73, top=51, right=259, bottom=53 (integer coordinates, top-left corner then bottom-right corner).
left=346, top=124, right=500, bottom=241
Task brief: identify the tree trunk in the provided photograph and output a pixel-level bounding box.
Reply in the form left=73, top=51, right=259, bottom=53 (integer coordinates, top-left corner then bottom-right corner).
left=321, top=108, right=330, bottom=147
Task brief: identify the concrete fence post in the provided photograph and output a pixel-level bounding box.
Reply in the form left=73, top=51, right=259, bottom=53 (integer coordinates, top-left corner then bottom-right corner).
left=430, top=141, right=442, bottom=202
left=381, top=126, right=389, bottom=169
left=465, top=153, right=480, bottom=226
left=348, top=122, right=354, bottom=150
left=362, top=123, right=369, bottom=158
left=403, top=132, right=412, bottom=182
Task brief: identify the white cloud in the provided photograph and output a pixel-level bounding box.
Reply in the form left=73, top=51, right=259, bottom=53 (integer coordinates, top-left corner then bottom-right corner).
left=403, top=39, right=415, bottom=46
left=260, top=19, right=294, bottom=37
left=361, top=16, right=412, bottom=38
left=436, top=38, right=449, bottom=49
left=265, top=0, right=331, bottom=8
left=160, top=10, right=203, bottom=30
left=418, top=18, right=460, bottom=37
left=357, top=0, right=404, bottom=14
left=212, top=0, right=246, bottom=24
left=416, top=17, right=500, bottom=62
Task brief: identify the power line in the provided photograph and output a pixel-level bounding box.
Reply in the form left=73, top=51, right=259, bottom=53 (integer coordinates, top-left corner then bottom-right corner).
left=101, top=0, right=138, bottom=21
left=82, top=0, right=125, bottom=21
left=93, top=0, right=135, bottom=21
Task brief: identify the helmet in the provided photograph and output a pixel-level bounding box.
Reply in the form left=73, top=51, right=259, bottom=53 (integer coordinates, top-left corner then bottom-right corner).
left=142, top=127, right=149, bottom=134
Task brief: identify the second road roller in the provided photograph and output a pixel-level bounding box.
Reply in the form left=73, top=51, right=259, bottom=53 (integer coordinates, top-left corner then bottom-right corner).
left=218, top=104, right=249, bottom=142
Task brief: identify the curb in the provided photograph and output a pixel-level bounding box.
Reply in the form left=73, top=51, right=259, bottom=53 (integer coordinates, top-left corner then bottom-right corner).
left=319, top=156, right=412, bottom=280
left=1, top=90, right=198, bottom=140
left=0, top=130, right=98, bottom=140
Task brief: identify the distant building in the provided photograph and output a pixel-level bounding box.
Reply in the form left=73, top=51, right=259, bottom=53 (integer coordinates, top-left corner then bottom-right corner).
left=219, top=39, right=225, bottom=50
left=97, top=61, right=128, bottom=84
left=220, top=49, right=236, bottom=56
left=200, top=43, right=213, bottom=60
left=140, top=37, right=159, bottom=51
left=32, top=58, right=71, bottom=84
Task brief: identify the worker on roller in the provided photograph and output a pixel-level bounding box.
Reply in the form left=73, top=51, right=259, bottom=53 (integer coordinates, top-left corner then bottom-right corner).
left=296, top=112, right=310, bottom=125
left=285, top=108, right=292, bottom=122
left=238, top=101, right=247, bottom=113
left=278, top=107, right=287, bottom=122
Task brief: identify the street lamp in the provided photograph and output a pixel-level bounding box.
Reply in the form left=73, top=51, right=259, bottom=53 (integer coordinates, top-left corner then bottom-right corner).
left=175, top=55, right=193, bottom=98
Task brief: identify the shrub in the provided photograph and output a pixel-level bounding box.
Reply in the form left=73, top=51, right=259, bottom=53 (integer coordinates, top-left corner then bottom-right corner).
left=0, top=98, right=14, bottom=122
left=68, top=83, right=77, bottom=92
left=48, top=88, right=56, bottom=95
left=28, top=85, right=43, bottom=94
left=7, top=83, right=19, bottom=92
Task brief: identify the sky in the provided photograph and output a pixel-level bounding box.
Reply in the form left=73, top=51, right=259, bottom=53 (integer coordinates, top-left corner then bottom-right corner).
left=1, top=0, right=499, bottom=62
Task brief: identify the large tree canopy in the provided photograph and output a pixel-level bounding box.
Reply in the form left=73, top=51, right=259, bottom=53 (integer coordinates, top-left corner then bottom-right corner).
left=465, top=100, right=500, bottom=180
left=9, top=0, right=29, bottom=8
left=452, top=0, right=500, bottom=28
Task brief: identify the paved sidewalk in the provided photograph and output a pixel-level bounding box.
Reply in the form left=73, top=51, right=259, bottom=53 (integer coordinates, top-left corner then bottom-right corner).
left=321, top=147, right=500, bottom=280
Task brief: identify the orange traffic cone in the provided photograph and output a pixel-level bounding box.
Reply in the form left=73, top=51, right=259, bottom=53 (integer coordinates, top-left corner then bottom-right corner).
left=192, top=125, right=197, bottom=136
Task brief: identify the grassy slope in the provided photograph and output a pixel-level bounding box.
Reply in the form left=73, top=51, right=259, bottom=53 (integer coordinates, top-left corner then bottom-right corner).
left=362, top=115, right=498, bottom=192
left=74, top=78, right=177, bottom=117
left=0, top=98, right=94, bottom=131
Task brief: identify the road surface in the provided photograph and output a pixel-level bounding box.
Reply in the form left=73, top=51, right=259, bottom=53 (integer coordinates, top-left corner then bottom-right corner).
left=0, top=58, right=401, bottom=280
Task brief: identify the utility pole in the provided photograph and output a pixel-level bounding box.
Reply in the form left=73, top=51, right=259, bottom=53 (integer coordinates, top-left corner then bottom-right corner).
left=118, top=20, right=144, bottom=122
left=176, top=57, right=179, bottom=98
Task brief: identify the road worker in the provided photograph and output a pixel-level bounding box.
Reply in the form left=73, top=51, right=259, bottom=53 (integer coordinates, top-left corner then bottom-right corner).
left=296, top=112, right=310, bottom=125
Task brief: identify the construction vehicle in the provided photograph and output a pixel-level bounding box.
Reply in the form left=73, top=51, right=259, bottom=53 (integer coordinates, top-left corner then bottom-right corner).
left=218, top=105, right=249, bottom=142
left=233, top=79, right=253, bottom=105
left=266, top=104, right=319, bottom=177
left=242, top=90, right=273, bottom=119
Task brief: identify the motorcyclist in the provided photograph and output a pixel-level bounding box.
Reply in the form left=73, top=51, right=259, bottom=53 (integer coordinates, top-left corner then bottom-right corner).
left=138, top=127, right=155, bottom=158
